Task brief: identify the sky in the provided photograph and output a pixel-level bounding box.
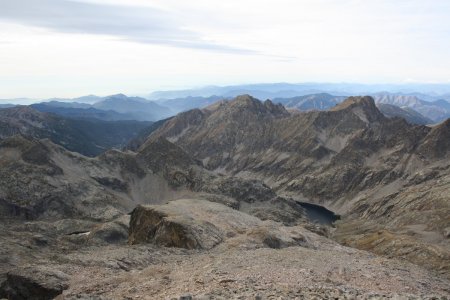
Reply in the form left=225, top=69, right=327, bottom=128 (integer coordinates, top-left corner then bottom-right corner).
left=0, top=0, right=450, bottom=99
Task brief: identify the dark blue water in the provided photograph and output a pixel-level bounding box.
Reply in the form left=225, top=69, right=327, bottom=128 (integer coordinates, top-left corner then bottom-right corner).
left=297, top=201, right=340, bottom=226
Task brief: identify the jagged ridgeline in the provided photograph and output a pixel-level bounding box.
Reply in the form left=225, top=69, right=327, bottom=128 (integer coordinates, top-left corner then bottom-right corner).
left=0, top=95, right=449, bottom=298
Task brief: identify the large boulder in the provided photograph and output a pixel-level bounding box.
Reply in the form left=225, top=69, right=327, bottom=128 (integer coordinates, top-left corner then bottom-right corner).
left=87, top=215, right=130, bottom=245
left=128, top=200, right=224, bottom=249
left=0, top=266, right=69, bottom=300
left=128, top=199, right=311, bottom=250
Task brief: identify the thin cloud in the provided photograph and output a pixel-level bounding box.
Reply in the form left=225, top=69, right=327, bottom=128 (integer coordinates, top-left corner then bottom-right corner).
left=0, top=0, right=256, bottom=54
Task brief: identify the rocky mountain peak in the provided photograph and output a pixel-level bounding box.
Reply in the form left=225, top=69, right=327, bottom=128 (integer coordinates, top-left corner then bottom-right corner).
left=331, top=96, right=384, bottom=123
left=263, top=98, right=285, bottom=112
left=418, top=118, right=450, bottom=158
left=232, top=93, right=258, bottom=104
left=105, top=93, right=128, bottom=100
left=331, top=96, right=376, bottom=111
left=220, top=94, right=289, bottom=117
left=0, top=106, right=45, bottom=119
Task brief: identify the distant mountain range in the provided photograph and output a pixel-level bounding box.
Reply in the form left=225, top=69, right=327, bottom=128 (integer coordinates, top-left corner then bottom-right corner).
left=371, top=93, right=450, bottom=122
left=148, top=82, right=450, bottom=100
left=0, top=104, right=15, bottom=109
left=273, top=93, right=347, bottom=111
left=44, top=95, right=103, bottom=104
left=271, top=93, right=439, bottom=124
left=30, top=103, right=134, bottom=121
left=30, top=94, right=173, bottom=122
left=375, top=103, right=433, bottom=125
left=2, top=92, right=445, bottom=159
left=158, top=95, right=224, bottom=113
left=92, top=94, right=172, bottom=121
left=0, top=106, right=152, bottom=156
left=147, top=83, right=450, bottom=123
left=28, top=92, right=450, bottom=125
left=2, top=82, right=450, bottom=124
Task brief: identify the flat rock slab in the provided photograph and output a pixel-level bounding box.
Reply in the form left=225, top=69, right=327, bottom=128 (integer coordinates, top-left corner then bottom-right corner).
left=128, top=199, right=309, bottom=250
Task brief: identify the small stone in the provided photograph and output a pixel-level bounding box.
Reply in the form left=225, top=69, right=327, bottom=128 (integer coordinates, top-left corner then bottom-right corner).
left=179, top=294, right=193, bottom=300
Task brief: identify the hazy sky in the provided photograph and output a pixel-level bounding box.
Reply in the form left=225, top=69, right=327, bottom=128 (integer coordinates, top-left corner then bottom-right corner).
left=0, top=0, right=449, bottom=98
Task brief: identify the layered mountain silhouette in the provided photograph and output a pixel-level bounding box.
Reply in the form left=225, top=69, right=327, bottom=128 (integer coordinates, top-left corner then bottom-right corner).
left=148, top=82, right=450, bottom=100
left=31, top=102, right=136, bottom=121
left=0, top=106, right=152, bottom=156
left=92, top=94, right=172, bottom=121
left=376, top=103, right=433, bottom=125
left=157, top=95, right=224, bottom=114
left=12, top=89, right=450, bottom=126
left=31, top=94, right=173, bottom=122
left=146, top=83, right=450, bottom=123
left=372, top=93, right=450, bottom=122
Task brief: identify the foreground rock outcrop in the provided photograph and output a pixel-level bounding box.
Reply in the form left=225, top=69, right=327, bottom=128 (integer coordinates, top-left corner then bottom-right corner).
left=0, top=266, right=69, bottom=300
left=129, top=199, right=309, bottom=250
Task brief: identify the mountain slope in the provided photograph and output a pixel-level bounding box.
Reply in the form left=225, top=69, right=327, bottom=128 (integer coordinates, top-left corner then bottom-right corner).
left=0, top=106, right=152, bottom=156
left=273, top=93, right=346, bottom=111
left=376, top=103, right=433, bottom=125
left=126, top=117, right=174, bottom=151
left=147, top=95, right=446, bottom=207
left=31, top=103, right=137, bottom=121
left=0, top=133, right=307, bottom=227
left=158, top=95, right=224, bottom=114
left=373, top=93, right=450, bottom=122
